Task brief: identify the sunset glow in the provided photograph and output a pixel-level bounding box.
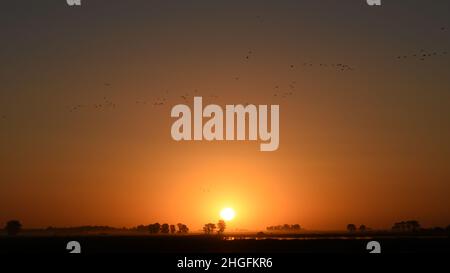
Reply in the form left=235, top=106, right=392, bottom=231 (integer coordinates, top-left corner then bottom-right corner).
left=0, top=0, right=449, bottom=234
left=220, top=208, right=236, bottom=221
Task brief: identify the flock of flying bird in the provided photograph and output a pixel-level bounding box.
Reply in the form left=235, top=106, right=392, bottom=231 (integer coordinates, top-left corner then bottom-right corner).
left=396, top=26, right=448, bottom=61
left=69, top=96, right=117, bottom=113
left=396, top=49, right=448, bottom=61
left=1, top=23, right=448, bottom=120
left=66, top=48, right=357, bottom=112
left=272, top=81, right=297, bottom=99
left=299, top=62, right=354, bottom=72
left=67, top=87, right=222, bottom=113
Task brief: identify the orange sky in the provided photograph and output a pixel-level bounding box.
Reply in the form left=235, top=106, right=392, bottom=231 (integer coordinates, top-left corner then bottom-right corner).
left=1, top=0, right=450, bottom=231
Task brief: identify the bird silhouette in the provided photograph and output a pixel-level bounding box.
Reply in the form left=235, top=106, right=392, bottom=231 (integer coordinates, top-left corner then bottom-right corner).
left=152, top=96, right=167, bottom=106
left=69, top=104, right=86, bottom=112
left=395, top=48, right=448, bottom=62
left=301, top=61, right=354, bottom=71
left=244, top=50, right=253, bottom=61
left=70, top=96, right=118, bottom=113
left=272, top=82, right=296, bottom=98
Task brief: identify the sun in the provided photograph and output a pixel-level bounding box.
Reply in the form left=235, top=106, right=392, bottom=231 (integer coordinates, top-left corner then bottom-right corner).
left=220, top=207, right=235, bottom=221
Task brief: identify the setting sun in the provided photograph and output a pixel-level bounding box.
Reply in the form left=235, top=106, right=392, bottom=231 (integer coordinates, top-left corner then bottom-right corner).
left=220, top=208, right=236, bottom=221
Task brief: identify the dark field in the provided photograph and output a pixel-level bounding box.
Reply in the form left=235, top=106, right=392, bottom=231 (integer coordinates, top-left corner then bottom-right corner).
left=1, top=233, right=449, bottom=254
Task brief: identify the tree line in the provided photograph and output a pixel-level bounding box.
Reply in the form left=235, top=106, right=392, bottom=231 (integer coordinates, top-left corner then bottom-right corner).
left=134, top=223, right=189, bottom=234
left=4, top=219, right=450, bottom=236
left=346, top=220, right=427, bottom=233
left=202, top=220, right=226, bottom=234
left=2, top=220, right=189, bottom=235
left=266, top=224, right=301, bottom=231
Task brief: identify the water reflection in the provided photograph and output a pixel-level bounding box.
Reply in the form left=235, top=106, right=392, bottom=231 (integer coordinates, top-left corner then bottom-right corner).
left=224, top=235, right=444, bottom=240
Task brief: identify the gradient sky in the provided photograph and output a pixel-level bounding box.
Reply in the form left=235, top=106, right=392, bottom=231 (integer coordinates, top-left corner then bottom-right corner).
left=1, top=0, right=449, bottom=231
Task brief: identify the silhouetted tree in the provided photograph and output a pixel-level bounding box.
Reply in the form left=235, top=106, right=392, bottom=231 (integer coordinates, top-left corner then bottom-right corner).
left=203, top=223, right=216, bottom=234
left=170, top=224, right=176, bottom=234
left=135, top=225, right=148, bottom=232
left=149, top=223, right=161, bottom=233
left=432, top=226, right=445, bottom=232
left=161, top=223, right=170, bottom=233
left=392, top=221, right=405, bottom=231
left=177, top=223, right=189, bottom=233
left=5, top=220, right=22, bottom=236
left=266, top=224, right=301, bottom=231
left=359, top=225, right=366, bottom=232
left=347, top=224, right=356, bottom=233
left=407, top=220, right=421, bottom=232
left=217, top=220, right=226, bottom=234
left=209, top=223, right=216, bottom=233
left=392, top=220, right=421, bottom=232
